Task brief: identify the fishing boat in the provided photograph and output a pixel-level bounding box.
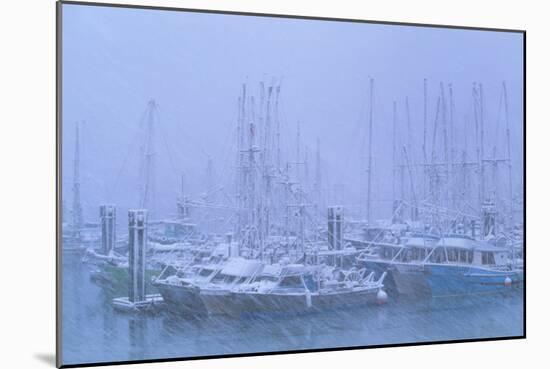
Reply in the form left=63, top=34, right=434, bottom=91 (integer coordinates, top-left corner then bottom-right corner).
left=153, top=261, right=224, bottom=314
left=198, top=257, right=265, bottom=315
left=422, top=235, right=523, bottom=297
left=356, top=234, right=439, bottom=296
left=219, top=263, right=387, bottom=317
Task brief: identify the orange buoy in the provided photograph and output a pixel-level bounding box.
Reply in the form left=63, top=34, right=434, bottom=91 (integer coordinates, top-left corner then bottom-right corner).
left=377, top=289, right=388, bottom=305
left=504, top=277, right=512, bottom=287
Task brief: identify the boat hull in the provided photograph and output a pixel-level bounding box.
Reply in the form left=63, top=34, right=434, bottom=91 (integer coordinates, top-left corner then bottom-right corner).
left=154, top=282, right=205, bottom=315
left=424, top=264, right=524, bottom=297
left=203, top=287, right=381, bottom=317
left=357, top=258, right=398, bottom=293
left=199, top=289, right=235, bottom=316
left=392, top=263, right=431, bottom=297
left=359, top=258, right=428, bottom=296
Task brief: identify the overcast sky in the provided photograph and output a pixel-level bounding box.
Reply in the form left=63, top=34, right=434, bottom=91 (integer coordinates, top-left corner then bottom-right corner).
left=61, top=3, right=524, bottom=223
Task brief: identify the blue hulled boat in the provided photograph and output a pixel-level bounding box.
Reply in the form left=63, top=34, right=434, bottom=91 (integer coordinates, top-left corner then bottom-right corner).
left=423, top=235, right=523, bottom=297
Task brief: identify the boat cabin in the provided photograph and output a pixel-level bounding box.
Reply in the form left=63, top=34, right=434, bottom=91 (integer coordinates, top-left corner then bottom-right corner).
left=431, top=236, right=509, bottom=267
left=207, top=258, right=263, bottom=286
left=269, top=265, right=318, bottom=293
left=378, top=235, right=438, bottom=263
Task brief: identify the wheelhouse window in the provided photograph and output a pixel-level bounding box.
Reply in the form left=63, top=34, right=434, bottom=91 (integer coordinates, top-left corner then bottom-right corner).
left=401, top=249, right=411, bottom=262
left=429, top=249, right=446, bottom=263
left=211, top=273, right=237, bottom=284
left=279, top=275, right=304, bottom=288
left=255, top=275, right=278, bottom=283
left=447, top=248, right=458, bottom=262
left=303, top=274, right=318, bottom=292
left=382, top=247, right=395, bottom=259
left=459, top=250, right=467, bottom=263
left=481, top=252, right=496, bottom=265
left=236, top=276, right=248, bottom=284
left=419, top=248, right=426, bottom=260
left=198, top=269, right=214, bottom=277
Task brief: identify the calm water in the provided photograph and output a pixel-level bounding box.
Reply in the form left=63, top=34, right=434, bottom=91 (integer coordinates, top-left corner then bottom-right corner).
left=61, top=253, right=524, bottom=366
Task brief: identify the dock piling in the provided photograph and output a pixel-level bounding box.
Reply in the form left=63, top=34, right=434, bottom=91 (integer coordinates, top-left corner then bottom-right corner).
left=100, top=204, right=116, bottom=255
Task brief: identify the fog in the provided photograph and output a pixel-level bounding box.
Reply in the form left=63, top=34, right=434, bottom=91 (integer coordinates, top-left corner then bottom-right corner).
left=61, top=4, right=524, bottom=224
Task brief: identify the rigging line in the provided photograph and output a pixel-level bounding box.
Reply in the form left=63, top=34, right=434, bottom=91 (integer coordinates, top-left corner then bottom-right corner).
left=155, top=107, right=184, bottom=183
left=215, top=108, right=241, bottom=189
left=154, top=207, right=238, bottom=261
left=341, top=86, right=369, bottom=186
left=278, top=92, right=296, bottom=168
left=172, top=118, right=210, bottom=159
left=109, top=122, right=143, bottom=203
left=401, top=199, right=479, bottom=220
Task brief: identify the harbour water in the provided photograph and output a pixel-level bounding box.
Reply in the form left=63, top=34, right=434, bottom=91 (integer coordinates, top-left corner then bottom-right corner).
left=61, top=253, right=524, bottom=366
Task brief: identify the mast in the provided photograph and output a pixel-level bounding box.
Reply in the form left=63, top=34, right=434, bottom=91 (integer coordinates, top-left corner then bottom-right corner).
left=139, top=99, right=157, bottom=217
left=502, top=81, right=514, bottom=225
left=405, top=96, right=415, bottom=220
left=235, top=95, right=242, bottom=237
left=275, top=83, right=281, bottom=171
left=440, top=82, right=449, bottom=211
left=248, top=95, right=257, bottom=249
left=236, top=85, right=247, bottom=241
left=304, top=147, right=309, bottom=190
left=402, top=147, right=418, bottom=221
left=431, top=98, right=441, bottom=179
left=295, top=120, right=303, bottom=197
left=479, top=83, right=486, bottom=204
left=264, top=85, right=273, bottom=165
left=396, top=101, right=404, bottom=209
left=177, top=172, right=190, bottom=220
left=296, top=121, right=301, bottom=165
left=284, top=163, right=291, bottom=247
left=462, top=115, right=470, bottom=213
left=392, top=101, right=397, bottom=213
left=423, top=78, right=428, bottom=200
left=473, top=84, right=482, bottom=210
left=262, top=85, right=274, bottom=243
left=258, top=81, right=266, bottom=167
left=448, top=83, right=456, bottom=210
left=72, top=121, right=83, bottom=240
left=205, top=156, right=214, bottom=201
left=430, top=96, right=441, bottom=225
left=299, top=204, right=306, bottom=254
left=314, top=138, right=322, bottom=210
left=366, top=78, right=374, bottom=226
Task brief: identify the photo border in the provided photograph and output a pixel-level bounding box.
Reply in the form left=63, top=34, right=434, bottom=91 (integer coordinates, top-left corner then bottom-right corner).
left=55, top=1, right=527, bottom=367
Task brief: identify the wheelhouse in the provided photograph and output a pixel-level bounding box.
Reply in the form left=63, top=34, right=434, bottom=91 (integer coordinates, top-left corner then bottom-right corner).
left=428, top=235, right=509, bottom=267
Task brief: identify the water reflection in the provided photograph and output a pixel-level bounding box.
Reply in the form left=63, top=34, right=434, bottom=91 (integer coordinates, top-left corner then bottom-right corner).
left=61, top=253, right=523, bottom=366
